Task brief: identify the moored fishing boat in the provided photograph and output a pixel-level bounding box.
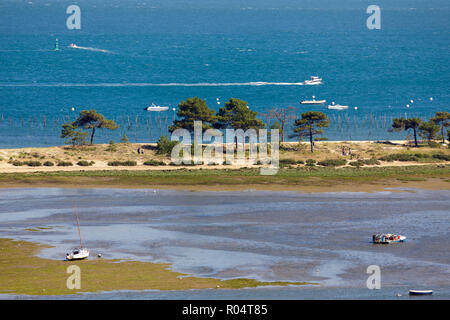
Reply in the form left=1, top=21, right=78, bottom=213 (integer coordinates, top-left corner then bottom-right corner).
left=372, top=233, right=406, bottom=244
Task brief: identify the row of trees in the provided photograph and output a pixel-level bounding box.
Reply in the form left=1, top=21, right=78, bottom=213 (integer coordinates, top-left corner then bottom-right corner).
left=169, top=97, right=330, bottom=152
left=391, top=111, right=450, bottom=147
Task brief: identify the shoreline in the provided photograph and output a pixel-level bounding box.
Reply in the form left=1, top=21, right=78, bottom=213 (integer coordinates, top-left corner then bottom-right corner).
left=0, top=167, right=449, bottom=193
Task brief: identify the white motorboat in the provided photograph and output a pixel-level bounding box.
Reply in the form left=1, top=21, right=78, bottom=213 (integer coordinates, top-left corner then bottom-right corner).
left=300, top=96, right=326, bottom=105
left=327, top=102, right=348, bottom=110
left=66, top=204, right=89, bottom=261
left=304, top=76, right=322, bottom=85
left=69, top=43, right=78, bottom=48
left=144, top=103, right=169, bottom=112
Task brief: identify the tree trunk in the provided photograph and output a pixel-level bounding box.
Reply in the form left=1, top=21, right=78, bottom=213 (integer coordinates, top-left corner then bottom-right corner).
left=413, top=128, right=418, bottom=147
left=309, top=127, right=314, bottom=152
left=442, top=125, right=445, bottom=144
left=90, top=127, right=96, bottom=145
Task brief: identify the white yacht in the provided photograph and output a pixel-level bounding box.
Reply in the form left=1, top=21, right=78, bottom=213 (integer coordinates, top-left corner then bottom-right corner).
left=327, top=102, right=348, bottom=110
left=300, top=96, right=326, bottom=105
left=144, top=103, right=169, bottom=112
left=304, top=76, right=323, bottom=85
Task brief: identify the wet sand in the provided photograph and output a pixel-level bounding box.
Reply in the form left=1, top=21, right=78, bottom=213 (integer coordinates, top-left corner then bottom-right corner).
left=0, top=187, right=449, bottom=298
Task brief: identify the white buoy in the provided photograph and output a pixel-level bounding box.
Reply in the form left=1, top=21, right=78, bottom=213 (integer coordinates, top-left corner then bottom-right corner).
left=406, top=104, right=410, bottom=108
left=410, top=100, right=414, bottom=103
left=354, top=106, right=358, bottom=110
left=71, top=107, right=75, bottom=111
left=430, top=97, right=433, bottom=101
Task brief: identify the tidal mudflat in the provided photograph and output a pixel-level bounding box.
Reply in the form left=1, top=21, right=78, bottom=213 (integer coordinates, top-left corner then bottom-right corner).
left=0, top=187, right=449, bottom=299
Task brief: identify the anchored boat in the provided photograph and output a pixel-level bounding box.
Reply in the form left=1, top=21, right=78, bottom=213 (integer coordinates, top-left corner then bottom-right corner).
left=372, top=233, right=406, bottom=244
left=66, top=204, right=89, bottom=261
left=144, top=103, right=169, bottom=112
left=327, top=102, right=348, bottom=110
left=300, top=96, right=326, bottom=105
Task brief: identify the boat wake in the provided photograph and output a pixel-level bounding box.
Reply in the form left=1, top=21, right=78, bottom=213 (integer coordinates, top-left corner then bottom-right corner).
left=68, top=44, right=111, bottom=53
left=0, top=82, right=305, bottom=87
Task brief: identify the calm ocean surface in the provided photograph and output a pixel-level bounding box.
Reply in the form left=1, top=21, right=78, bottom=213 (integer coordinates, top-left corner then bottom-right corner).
left=0, top=0, right=449, bottom=147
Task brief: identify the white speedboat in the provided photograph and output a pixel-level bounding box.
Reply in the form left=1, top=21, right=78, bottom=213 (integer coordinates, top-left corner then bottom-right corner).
left=144, top=103, right=169, bottom=112
left=69, top=43, right=78, bottom=48
left=66, top=204, right=89, bottom=261
left=327, top=102, right=348, bottom=110
left=304, top=76, right=322, bottom=85
left=301, top=96, right=326, bottom=105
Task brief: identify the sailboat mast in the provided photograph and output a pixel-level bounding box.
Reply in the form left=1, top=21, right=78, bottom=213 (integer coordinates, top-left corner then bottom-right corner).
left=74, top=204, right=83, bottom=249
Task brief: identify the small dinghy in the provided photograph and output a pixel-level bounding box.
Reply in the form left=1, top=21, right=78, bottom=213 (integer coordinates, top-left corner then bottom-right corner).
left=409, top=290, right=433, bottom=295
left=373, top=233, right=406, bottom=244
left=66, top=204, right=89, bottom=261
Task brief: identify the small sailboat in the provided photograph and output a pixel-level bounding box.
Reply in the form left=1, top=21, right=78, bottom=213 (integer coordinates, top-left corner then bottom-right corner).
left=66, top=204, right=89, bottom=261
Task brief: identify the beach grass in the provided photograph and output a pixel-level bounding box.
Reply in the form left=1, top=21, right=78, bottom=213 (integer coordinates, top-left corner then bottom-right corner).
left=0, top=165, right=448, bottom=192
left=0, top=238, right=311, bottom=296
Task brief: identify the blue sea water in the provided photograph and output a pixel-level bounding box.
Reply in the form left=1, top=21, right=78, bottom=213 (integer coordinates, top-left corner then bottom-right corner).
left=0, top=0, right=449, bottom=148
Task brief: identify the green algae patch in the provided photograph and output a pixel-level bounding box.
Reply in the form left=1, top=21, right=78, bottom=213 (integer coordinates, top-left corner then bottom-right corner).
left=0, top=238, right=312, bottom=296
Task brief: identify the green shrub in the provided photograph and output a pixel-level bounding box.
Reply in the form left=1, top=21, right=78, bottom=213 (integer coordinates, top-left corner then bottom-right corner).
left=156, top=136, right=179, bottom=156
left=379, top=153, right=421, bottom=162
left=57, top=161, right=73, bottom=166
left=43, top=161, right=54, bottom=166
left=317, top=159, right=347, bottom=167
left=25, top=160, right=42, bottom=167
left=77, top=160, right=95, bottom=166
left=108, top=160, right=137, bottom=166
left=305, top=159, right=316, bottom=166
left=143, top=160, right=166, bottom=166
left=296, top=160, right=305, bottom=164
left=279, top=159, right=297, bottom=165
left=363, top=158, right=381, bottom=165
left=349, top=160, right=365, bottom=167
left=432, top=153, right=450, bottom=161
left=12, top=161, right=24, bottom=166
